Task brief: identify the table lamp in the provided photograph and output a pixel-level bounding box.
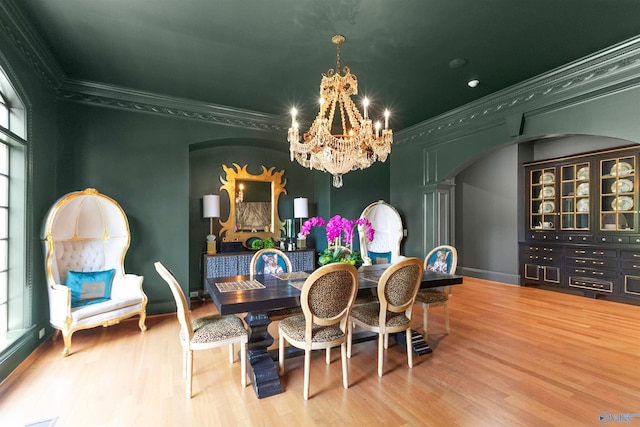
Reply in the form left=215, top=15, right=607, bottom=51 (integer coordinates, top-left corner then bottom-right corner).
left=294, top=197, right=308, bottom=249
left=203, top=194, right=220, bottom=254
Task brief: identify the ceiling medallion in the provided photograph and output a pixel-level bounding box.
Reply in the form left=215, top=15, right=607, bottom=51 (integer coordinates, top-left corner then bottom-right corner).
left=288, top=35, right=393, bottom=188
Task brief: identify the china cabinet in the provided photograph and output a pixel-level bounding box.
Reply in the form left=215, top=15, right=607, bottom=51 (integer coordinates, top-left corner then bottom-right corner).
left=520, top=145, right=640, bottom=303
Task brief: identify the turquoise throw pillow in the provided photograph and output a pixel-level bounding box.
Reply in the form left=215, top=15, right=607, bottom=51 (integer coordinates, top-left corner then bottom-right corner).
left=368, top=251, right=392, bottom=264
left=66, top=269, right=115, bottom=307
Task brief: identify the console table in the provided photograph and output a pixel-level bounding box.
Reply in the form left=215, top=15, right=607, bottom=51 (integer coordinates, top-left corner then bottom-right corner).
left=202, top=249, right=315, bottom=288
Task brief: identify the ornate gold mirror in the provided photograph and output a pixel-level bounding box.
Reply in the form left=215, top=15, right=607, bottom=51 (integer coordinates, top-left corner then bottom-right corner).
left=219, top=164, right=287, bottom=243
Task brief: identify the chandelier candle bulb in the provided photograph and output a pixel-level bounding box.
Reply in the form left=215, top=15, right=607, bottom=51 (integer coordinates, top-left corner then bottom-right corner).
left=384, top=109, right=390, bottom=129
left=291, top=108, right=297, bottom=128
left=375, top=121, right=381, bottom=138
left=363, top=97, right=369, bottom=120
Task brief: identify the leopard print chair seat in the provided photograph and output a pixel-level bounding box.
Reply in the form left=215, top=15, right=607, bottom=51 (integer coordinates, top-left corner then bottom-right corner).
left=155, top=262, right=248, bottom=398
left=348, top=257, right=424, bottom=377
left=278, top=263, right=358, bottom=400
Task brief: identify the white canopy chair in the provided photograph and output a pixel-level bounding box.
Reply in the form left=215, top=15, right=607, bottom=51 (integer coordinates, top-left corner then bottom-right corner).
left=41, top=188, right=147, bottom=356
left=358, top=200, right=404, bottom=266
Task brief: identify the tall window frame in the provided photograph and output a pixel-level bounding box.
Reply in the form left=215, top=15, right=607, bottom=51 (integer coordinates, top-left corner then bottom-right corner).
left=0, top=61, right=28, bottom=348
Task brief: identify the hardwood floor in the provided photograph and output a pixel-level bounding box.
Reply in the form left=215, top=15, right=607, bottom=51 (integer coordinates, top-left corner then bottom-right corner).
left=2, top=277, right=640, bottom=427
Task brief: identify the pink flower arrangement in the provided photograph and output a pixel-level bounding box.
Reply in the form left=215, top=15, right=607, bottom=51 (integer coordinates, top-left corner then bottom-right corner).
left=300, top=215, right=375, bottom=249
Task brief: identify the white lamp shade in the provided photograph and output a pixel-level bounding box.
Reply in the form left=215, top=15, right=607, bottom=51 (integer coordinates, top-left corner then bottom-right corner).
left=203, top=194, right=220, bottom=218
left=294, top=197, right=308, bottom=218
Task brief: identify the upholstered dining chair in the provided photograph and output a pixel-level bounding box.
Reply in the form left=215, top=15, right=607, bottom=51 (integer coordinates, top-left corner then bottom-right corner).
left=250, top=248, right=301, bottom=319
left=250, top=248, right=293, bottom=275
left=154, top=262, right=248, bottom=398
left=415, top=245, right=458, bottom=336
left=348, top=257, right=424, bottom=377
left=278, top=263, right=358, bottom=400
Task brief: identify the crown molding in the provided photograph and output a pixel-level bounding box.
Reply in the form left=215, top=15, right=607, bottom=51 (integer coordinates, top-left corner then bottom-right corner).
left=396, top=36, right=640, bottom=145
left=0, top=0, right=64, bottom=90
left=57, top=79, right=289, bottom=132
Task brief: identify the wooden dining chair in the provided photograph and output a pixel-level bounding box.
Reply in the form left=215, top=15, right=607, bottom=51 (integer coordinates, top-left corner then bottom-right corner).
left=414, top=245, right=458, bottom=336
left=154, top=262, right=248, bottom=398
left=250, top=248, right=301, bottom=319
left=348, top=257, right=424, bottom=377
left=278, top=262, right=358, bottom=400
left=249, top=248, right=292, bottom=275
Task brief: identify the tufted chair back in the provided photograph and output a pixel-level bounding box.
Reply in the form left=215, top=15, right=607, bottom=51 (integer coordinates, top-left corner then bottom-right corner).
left=358, top=200, right=404, bottom=266
left=42, top=188, right=130, bottom=286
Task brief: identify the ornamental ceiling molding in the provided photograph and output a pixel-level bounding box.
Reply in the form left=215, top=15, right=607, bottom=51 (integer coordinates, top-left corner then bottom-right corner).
left=1, top=0, right=286, bottom=133
left=57, top=79, right=288, bottom=132
left=0, top=0, right=64, bottom=91
left=396, top=36, right=640, bottom=146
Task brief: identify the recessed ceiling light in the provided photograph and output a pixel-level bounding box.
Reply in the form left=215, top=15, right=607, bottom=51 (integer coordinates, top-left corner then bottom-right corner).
left=467, top=79, right=480, bottom=88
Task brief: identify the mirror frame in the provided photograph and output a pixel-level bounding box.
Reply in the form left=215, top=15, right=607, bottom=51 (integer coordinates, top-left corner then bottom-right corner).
left=219, top=163, right=287, bottom=244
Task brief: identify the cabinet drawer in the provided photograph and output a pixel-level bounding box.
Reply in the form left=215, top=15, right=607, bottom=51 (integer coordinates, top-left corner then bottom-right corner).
left=567, top=248, right=616, bottom=258
left=565, top=235, right=593, bottom=243
left=522, top=245, right=559, bottom=254
left=621, top=250, right=640, bottom=260
left=567, top=267, right=616, bottom=279
left=621, top=259, right=640, bottom=271
left=595, top=235, right=630, bottom=244
left=523, top=253, right=558, bottom=263
left=566, top=257, right=617, bottom=269
left=568, top=277, right=613, bottom=293
left=623, top=275, right=640, bottom=296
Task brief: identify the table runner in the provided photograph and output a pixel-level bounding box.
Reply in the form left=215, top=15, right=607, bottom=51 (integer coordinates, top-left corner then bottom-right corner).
left=215, top=280, right=265, bottom=292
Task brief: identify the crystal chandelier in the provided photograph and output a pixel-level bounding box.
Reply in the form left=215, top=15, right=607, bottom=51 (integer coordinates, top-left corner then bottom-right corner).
left=288, top=35, right=393, bottom=188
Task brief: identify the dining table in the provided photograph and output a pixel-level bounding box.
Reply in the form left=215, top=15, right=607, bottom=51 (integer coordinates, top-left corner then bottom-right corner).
left=205, top=263, right=463, bottom=399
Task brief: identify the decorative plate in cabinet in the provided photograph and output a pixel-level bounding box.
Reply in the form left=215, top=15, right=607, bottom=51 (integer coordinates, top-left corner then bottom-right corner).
left=611, top=179, right=633, bottom=194
left=610, top=162, right=634, bottom=177
left=577, top=166, right=589, bottom=181
left=612, top=196, right=634, bottom=211
left=539, top=201, right=555, bottom=213
left=539, top=172, right=555, bottom=184
left=539, top=186, right=554, bottom=198
left=577, top=198, right=589, bottom=212
left=576, top=182, right=589, bottom=196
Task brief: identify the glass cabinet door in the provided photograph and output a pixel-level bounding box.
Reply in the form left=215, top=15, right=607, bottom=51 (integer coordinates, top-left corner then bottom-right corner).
left=530, top=167, right=556, bottom=230
left=600, top=155, right=636, bottom=231
left=560, top=162, right=590, bottom=230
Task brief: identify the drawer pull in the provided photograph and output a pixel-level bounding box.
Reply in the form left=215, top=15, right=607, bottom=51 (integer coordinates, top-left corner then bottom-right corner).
left=576, top=269, right=586, bottom=273
left=593, top=251, right=604, bottom=255
left=576, top=260, right=586, bottom=264
left=593, top=272, right=604, bottom=276
left=633, top=254, right=640, bottom=258
left=575, top=250, right=586, bottom=254
left=592, top=261, right=604, bottom=265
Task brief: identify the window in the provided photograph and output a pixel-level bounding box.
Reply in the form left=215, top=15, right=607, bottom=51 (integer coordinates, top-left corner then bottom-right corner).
left=0, top=140, right=7, bottom=335
left=0, top=64, right=27, bottom=347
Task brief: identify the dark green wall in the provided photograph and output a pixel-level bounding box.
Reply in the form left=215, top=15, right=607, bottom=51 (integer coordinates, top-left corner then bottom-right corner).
left=189, top=140, right=317, bottom=293
left=55, top=103, right=390, bottom=312
left=392, top=75, right=640, bottom=282
left=0, top=31, right=59, bottom=381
